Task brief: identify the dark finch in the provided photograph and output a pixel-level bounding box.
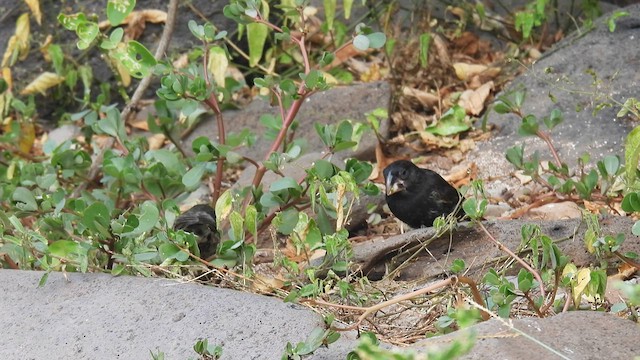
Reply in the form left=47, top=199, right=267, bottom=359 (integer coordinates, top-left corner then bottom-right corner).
left=174, top=204, right=219, bottom=258
left=383, top=160, right=461, bottom=228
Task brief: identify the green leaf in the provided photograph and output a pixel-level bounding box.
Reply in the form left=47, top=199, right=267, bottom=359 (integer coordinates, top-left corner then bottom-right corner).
left=229, top=211, right=244, bottom=241
left=323, top=0, right=336, bottom=30
left=366, top=32, right=386, bottom=49
left=506, top=145, right=524, bottom=168
left=425, top=105, right=469, bottom=136
left=182, top=163, right=207, bottom=189
left=543, top=108, right=563, bottom=130
left=518, top=114, right=539, bottom=136
left=12, top=187, right=38, bottom=211
left=246, top=2, right=269, bottom=67
left=274, top=209, right=299, bottom=235
left=107, top=0, right=137, bottom=26
left=419, top=33, right=431, bottom=68
left=129, top=201, right=160, bottom=235
left=270, top=177, right=301, bottom=192
left=602, top=155, right=620, bottom=176
left=625, top=125, right=640, bottom=186
left=632, top=221, right=640, bottom=236
left=352, top=34, right=369, bottom=51
left=159, top=243, right=181, bottom=260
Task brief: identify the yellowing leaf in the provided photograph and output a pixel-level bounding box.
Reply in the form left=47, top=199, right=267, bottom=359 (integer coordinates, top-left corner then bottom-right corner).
left=2, top=118, right=35, bottom=153
left=207, top=46, right=228, bottom=87
left=24, top=0, right=42, bottom=25
left=573, top=268, right=591, bottom=304
left=18, top=120, right=35, bottom=153
left=20, top=72, right=65, bottom=95
left=2, top=13, right=31, bottom=67
left=115, top=60, right=131, bottom=87
left=3, top=67, right=13, bottom=89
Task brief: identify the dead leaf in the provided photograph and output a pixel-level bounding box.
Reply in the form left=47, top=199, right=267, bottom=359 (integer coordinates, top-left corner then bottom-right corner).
left=98, top=9, right=167, bottom=30
left=445, top=162, right=477, bottom=187
left=24, top=0, right=42, bottom=25
left=453, top=62, right=500, bottom=81
left=20, top=72, right=65, bottom=95
left=402, top=86, right=439, bottom=108
left=327, top=43, right=363, bottom=69
left=373, top=141, right=408, bottom=183
left=419, top=131, right=459, bottom=148
left=146, top=133, right=165, bottom=150
left=251, top=273, right=285, bottom=293
left=2, top=13, right=30, bottom=67
left=432, top=34, right=451, bottom=66
left=458, top=81, right=494, bottom=115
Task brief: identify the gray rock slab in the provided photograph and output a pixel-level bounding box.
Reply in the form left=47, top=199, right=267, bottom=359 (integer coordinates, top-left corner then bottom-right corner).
left=0, top=270, right=354, bottom=359
left=351, top=217, right=640, bottom=281
left=184, top=81, right=390, bottom=162
left=472, top=4, right=640, bottom=180
left=414, top=311, right=640, bottom=359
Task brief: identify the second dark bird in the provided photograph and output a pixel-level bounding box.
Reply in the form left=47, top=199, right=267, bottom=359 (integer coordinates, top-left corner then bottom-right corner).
left=383, top=160, right=462, bottom=228
left=174, top=204, right=219, bottom=259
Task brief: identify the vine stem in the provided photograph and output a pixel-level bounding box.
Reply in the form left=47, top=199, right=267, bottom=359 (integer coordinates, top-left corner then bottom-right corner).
left=476, top=221, right=546, bottom=299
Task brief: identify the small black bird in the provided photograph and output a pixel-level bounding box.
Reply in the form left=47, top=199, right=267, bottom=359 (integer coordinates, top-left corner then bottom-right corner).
left=174, top=204, right=219, bottom=258
left=383, top=160, right=461, bottom=228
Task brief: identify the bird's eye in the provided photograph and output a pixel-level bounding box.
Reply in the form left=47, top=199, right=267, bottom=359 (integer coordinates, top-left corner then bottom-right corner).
left=399, top=169, right=408, bottom=178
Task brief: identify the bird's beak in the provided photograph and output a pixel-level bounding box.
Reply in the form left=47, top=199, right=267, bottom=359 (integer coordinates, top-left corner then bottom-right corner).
left=385, top=174, right=404, bottom=196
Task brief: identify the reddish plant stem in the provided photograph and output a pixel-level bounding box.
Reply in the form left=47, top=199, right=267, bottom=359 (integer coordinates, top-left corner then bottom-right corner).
left=536, top=129, right=563, bottom=168
left=202, top=46, right=226, bottom=204
left=476, top=221, right=546, bottom=299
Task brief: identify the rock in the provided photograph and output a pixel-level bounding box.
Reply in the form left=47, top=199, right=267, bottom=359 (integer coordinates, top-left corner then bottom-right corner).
left=524, top=201, right=583, bottom=220
left=0, top=270, right=351, bottom=359
left=472, top=4, right=640, bottom=181
left=348, top=217, right=640, bottom=281
left=184, top=82, right=390, bottom=162
left=414, top=311, right=640, bottom=359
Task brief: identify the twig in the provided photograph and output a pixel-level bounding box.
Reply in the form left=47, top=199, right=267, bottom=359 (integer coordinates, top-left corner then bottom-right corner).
left=72, top=0, right=179, bottom=198
left=303, top=277, right=456, bottom=331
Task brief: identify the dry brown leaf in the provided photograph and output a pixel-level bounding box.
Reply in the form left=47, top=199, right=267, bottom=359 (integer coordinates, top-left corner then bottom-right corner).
left=432, top=34, right=451, bottom=66
left=453, top=62, right=500, bottom=81
left=130, top=119, right=149, bottom=131
left=39, top=35, right=53, bottom=61
left=445, top=162, right=477, bottom=187
left=98, top=9, right=167, bottom=29
left=148, top=133, right=166, bottom=150
left=20, top=72, right=64, bottom=95
left=251, top=273, right=285, bottom=293
left=172, top=53, right=188, bottom=69
left=458, top=81, right=493, bottom=115
left=328, top=43, right=363, bottom=69
left=24, top=0, right=42, bottom=25
left=373, top=141, right=408, bottom=183
left=419, top=131, right=459, bottom=148
left=402, top=86, right=439, bottom=108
